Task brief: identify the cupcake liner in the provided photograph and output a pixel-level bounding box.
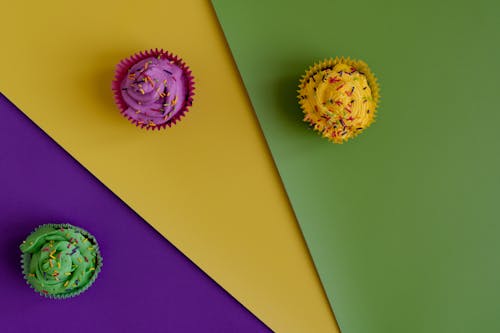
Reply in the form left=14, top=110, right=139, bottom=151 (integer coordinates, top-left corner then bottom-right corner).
left=297, top=57, right=380, bottom=143
left=112, top=48, right=195, bottom=130
left=21, top=223, right=103, bottom=299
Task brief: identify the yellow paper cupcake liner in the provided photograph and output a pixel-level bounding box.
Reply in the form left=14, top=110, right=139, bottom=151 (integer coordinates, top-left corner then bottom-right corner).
left=298, top=57, right=380, bottom=143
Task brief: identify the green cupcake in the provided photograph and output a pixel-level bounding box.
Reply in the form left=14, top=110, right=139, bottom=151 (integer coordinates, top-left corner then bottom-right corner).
left=20, top=223, right=102, bottom=299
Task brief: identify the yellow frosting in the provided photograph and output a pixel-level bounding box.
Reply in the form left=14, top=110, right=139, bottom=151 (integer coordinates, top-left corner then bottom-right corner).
left=299, top=60, right=378, bottom=143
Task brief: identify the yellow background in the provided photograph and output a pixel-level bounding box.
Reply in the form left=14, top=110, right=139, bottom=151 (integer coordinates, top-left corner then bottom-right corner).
left=0, top=0, right=338, bottom=332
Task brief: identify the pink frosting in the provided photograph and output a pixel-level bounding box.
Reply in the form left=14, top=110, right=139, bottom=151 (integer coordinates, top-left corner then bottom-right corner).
left=120, top=57, right=188, bottom=126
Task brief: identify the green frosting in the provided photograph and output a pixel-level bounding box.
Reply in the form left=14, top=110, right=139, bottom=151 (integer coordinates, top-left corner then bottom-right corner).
left=20, top=224, right=100, bottom=297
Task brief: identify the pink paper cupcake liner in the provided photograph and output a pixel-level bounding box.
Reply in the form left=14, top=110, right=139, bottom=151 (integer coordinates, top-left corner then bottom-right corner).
left=112, top=48, right=195, bottom=130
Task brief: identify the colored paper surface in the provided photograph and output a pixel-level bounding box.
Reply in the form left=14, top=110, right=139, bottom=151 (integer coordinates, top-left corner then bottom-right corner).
left=0, top=94, right=270, bottom=332
left=212, top=1, right=500, bottom=332
left=0, top=1, right=337, bottom=332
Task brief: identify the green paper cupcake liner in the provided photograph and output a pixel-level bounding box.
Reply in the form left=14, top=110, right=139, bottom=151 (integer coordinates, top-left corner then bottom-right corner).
left=20, top=223, right=103, bottom=299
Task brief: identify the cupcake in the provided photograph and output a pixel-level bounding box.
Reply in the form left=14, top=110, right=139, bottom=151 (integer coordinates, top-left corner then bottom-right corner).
left=20, top=224, right=102, bottom=299
left=298, top=57, right=380, bottom=143
left=112, top=49, right=195, bottom=130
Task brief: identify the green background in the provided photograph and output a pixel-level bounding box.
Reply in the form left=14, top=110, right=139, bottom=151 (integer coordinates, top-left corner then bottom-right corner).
left=212, top=0, right=500, bottom=332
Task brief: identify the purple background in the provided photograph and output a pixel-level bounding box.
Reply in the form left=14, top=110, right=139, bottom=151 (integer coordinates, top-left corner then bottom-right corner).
left=0, top=93, right=271, bottom=333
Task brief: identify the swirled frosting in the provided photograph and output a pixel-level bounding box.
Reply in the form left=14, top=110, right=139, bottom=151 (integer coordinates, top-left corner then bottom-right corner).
left=120, top=56, right=189, bottom=127
left=299, top=62, right=376, bottom=143
left=20, top=225, right=100, bottom=296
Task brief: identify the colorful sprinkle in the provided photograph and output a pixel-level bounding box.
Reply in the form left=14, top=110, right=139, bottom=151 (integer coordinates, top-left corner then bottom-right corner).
left=329, top=76, right=341, bottom=83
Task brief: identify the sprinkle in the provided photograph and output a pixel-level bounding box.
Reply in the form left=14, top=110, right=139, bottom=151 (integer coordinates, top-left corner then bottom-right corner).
left=145, top=75, right=154, bottom=86
left=164, top=115, right=169, bottom=120
left=128, top=73, right=136, bottom=80
left=29, top=242, right=33, bottom=245
left=367, top=110, right=370, bottom=114
left=163, top=79, right=167, bottom=85
left=55, top=277, right=59, bottom=281
left=42, top=248, right=50, bottom=252
left=339, top=119, right=346, bottom=127
left=329, top=76, right=341, bottom=83
left=67, top=243, right=71, bottom=249
left=148, top=121, right=156, bottom=127
left=334, top=100, right=343, bottom=106
left=65, top=272, right=71, bottom=276
left=42, top=290, right=48, bottom=294
left=50, top=250, right=56, bottom=259
left=77, top=257, right=83, bottom=263
left=88, top=246, right=94, bottom=251
left=84, top=257, right=89, bottom=263
left=157, top=54, right=162, bottom=59
left=89, top=267, right=95, bottom=271
left=28, top=273, right=35, bottom=277
left=75, top=279, right=79, bottom=285
left=336, top=84, right=345, bottom=91
left=64, top=281, right=69, bottom=287
left=139, top=88, right=145, bottom=95
left=57, top=261, right=61, bottom=268
left=144, top=62, right=149, bottom=70
left=135, top=110, right=141, bottom=114
left=166, top=92, right=171, bottom=97
left=138, top=121, right=144, bottom=125
left=57, top=252, right=62, bottom=259
left=163, top=69, right=173, bottom=75
left=363, top=86, right=367, bottom=90
left=345, top=87, right=355, bottom=97
left=344, top=107, right=352, bottom=113
left=171, top=97, right=177, bottom=106
left=49, top=259, right=53, bottom=268
left=357, top=127, right=363, bottom=130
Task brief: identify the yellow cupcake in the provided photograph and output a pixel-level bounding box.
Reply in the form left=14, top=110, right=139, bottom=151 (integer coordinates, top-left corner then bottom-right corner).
left=298, top=57, right=380, bottom=143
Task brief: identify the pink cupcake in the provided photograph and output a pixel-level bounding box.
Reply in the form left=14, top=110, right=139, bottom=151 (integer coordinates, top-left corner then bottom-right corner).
left=112, top=49, right=195, bottom=130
